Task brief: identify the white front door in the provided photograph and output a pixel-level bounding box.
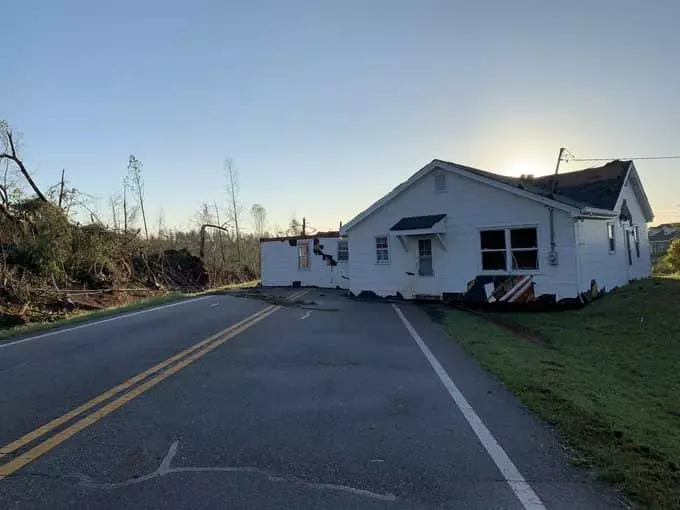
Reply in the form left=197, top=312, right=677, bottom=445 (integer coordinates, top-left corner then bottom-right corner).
left=414, top=238, right=438, bottom=297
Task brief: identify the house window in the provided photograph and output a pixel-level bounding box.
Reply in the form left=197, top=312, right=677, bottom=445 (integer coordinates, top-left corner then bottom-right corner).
left=633, top=226, right=640, bottom=258
left=375, top=236, right=389, bottom=264
left=480, top=229, right=507, bottom=270
left=418, top=239, right=433, bottom=276
left=298, top=241, right=310, bottom=269
left=480, top=227, right=539, bottom=272
left=510, top=228, right=538, bottom=270
left=434, top=173, right=447, bottom=193
left=607, top=223, right=616, bottom=252
left=337, top=240, right=349, bottom=261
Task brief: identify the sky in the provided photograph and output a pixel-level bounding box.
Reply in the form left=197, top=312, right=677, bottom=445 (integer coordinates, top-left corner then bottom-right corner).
left=4, top=0, right=680, bottom=233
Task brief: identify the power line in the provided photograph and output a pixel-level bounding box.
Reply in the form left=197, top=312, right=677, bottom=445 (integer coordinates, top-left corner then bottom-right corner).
left=566, top=155, right=680, bottom=162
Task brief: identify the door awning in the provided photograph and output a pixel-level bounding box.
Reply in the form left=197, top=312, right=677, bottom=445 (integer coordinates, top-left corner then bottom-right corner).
left=390, top=214, right=447, bottom=251
left=390, top=214, right=446, bottom=233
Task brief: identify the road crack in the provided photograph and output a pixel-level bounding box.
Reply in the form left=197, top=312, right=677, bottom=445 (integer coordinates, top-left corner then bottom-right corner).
left=72, top=441, right=397, bottom=503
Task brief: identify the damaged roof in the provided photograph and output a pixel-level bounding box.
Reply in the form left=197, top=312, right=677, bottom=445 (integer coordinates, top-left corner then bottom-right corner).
left=434, top=159, right=631, bottom=211
left=531, top=160, right=631, bottom=210
left=390, top=214, right=446, bottom=231
left=259, top=231, right=340, bottom=242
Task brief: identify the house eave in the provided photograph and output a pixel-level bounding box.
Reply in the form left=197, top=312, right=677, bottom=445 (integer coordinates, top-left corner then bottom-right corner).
left=574, top=207, right=619, bottom=219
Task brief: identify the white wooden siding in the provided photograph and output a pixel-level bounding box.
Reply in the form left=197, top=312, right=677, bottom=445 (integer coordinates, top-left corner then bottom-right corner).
left=575, top=178, right=651, bottom=293
left=347, top=171, right=579, bottom=300
left=260, top=238, right=349, bottom=288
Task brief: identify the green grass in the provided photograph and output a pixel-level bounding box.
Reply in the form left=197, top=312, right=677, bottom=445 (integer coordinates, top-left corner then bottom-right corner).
left=0, top=280, right=261, bottom=343
left=439, top=278, right=680, bottom=509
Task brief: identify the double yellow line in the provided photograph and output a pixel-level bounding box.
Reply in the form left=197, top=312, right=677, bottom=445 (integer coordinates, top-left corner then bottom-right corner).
left=0, top=288, right=310, bottom=479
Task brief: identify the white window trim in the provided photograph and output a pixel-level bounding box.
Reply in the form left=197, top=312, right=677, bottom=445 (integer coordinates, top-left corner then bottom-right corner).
left=375, top=235, right=390, bottom=265
left=337, top=240, right=349, bottom=262
left=298, top=241, right=311, bottom=271
left=632, top=225, right=640, bottom=258
left=477, top=225, right=541, bottom=275
left=607, top=222, right=616, bottom=253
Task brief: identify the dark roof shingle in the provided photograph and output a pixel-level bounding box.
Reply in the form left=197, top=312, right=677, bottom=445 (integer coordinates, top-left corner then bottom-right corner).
left=531, top=161, right=630, bottom=210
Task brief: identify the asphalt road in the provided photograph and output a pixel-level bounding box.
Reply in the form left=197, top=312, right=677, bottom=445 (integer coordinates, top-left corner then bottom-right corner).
left=0, top=288, right=625, bottom=509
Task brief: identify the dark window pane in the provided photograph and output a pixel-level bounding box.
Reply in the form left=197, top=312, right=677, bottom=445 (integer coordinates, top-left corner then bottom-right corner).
left=480, top=230, right=505, bottom=250
left=511, top=250, right=538, bottom=270
left=482, top=251, right=506, bottom=270
left=419, top=256, right=433, bottom=276
left=418, top=239, right=432, bottom=256
left=510, top=228, right=537, bottom=249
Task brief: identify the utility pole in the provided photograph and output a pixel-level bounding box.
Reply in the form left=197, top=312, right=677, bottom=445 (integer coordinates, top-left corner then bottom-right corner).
left=551, top=147, right=574, bottom=194
left=551, top=147, right=565, bottom=194
left=302, top=217, right=306, bottom=236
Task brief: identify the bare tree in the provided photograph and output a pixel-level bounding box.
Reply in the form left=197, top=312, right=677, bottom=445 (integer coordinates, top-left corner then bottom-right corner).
left=109, top=192, right=123, bottom=231
left=123, top=177, right=129, bottom=233
left=288, top=216, right=302, bottom=235
left=127, top=155, right=148, bottom=240
left=0, top=121, right=48, bottom=203
left=214, top=201, right=226, bottom=267
left=224, top=159, right=243, bottom=264
left=157, top=207, right=166, bottom=239
left=251, top=204, right=267, bottom=237
left=0, top=158, right=19, bottom=221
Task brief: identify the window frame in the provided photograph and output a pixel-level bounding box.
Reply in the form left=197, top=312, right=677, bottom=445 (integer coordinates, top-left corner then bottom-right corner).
left=337, top=240, right=349, bottom=262
left=607, top=223, right=616, bottom=253
left=297, top=240, right=310, bottom=270
left=632, top=225, right=640, bottom=258
left=418, top=238, right=434, bottom=276
left=375, top=235, right=390, bottom=265
left=480, top=229, right=508, bottom=271
left=478, top=225, right=540, bottom=274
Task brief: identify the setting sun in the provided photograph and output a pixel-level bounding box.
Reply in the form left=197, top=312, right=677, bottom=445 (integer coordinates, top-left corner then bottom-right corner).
left=500, top=160, right=548, bottom=178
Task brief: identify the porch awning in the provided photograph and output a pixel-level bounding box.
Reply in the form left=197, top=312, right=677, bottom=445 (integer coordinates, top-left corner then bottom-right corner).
left=390, top=214, right=447, bottom=251
left=390, top=214, right=446, bottom=232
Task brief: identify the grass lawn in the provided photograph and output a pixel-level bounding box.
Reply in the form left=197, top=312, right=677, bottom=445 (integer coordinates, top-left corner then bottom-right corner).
left=439, top=278, right=680, bottom=509
left=0, top=280, right=261, bottom=343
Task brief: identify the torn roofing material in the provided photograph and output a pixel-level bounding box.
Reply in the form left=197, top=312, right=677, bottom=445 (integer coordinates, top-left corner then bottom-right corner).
left=531, top=160, right=631, bottom=210
left=390, top=214, right=446, bottom=231
left=260, top=231, right=340, bottom=243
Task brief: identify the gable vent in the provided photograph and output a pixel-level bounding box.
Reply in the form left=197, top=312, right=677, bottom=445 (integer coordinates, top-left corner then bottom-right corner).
left=434, top=173, right=447, bottom=192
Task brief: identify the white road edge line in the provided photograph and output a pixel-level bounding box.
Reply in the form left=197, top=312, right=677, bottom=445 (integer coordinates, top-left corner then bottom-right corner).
left=0, top=296, right=212, bottom=350
left=392, top=304, right=546, bottom=510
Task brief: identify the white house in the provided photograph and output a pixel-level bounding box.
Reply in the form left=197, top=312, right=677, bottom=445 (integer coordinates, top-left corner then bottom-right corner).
left=648, top=223, right=680, bottom=256
left=260, top=232, right=349, bottom=289
left=339, top=159, right=654, bottom=305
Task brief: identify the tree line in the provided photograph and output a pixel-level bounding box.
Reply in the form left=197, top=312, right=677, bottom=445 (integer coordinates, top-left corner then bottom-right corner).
left=0, top=120, right=307, bottom=295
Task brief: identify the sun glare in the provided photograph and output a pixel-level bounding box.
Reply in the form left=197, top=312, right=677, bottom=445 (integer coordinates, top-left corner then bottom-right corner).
left=500, top=160, right=547, bottom=178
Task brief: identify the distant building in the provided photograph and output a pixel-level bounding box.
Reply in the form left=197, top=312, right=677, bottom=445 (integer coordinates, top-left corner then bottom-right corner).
left=649, top=223, right=680, bottom=256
